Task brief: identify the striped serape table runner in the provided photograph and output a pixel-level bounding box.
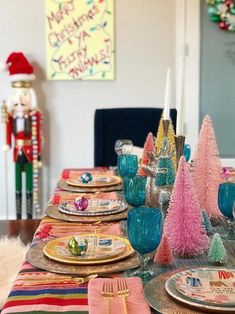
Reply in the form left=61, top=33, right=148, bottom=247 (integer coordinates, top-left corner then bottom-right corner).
left=1, top=168, right=122, bottom=314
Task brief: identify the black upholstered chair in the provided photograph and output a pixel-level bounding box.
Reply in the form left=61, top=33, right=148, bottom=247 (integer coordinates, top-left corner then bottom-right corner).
left=94, top=108, right=177, bottom=167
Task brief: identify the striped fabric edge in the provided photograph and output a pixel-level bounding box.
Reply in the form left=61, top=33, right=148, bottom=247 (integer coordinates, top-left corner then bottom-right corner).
left=1, top=303, right=88, bottom=314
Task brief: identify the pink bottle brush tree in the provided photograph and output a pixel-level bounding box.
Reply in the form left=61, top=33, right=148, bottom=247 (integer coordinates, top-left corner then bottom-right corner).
left=154, top=233, right=173, bottom=265
left=166, top=156, right=209, bottom=258
left=191, top=115, right=223, bottom=218
left=139, top=132, right=155, bottom=176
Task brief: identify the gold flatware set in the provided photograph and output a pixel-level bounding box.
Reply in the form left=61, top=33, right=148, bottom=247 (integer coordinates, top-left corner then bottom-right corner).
left=102, top=278, right=130, bottom=314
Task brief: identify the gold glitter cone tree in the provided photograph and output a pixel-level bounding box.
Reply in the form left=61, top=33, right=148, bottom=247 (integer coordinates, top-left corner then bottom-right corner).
left=155, top=116, right=177, bottom=169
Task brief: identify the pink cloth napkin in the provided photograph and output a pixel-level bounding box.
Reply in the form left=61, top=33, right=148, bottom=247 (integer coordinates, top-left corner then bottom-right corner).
left=34, top=222, right=122, bottom=239
left=88, top=277, right=151, bottom=314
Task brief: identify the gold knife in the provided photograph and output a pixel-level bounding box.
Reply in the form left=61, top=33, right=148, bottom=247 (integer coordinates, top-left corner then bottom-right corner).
left=16, top=274, right=98, bottom=286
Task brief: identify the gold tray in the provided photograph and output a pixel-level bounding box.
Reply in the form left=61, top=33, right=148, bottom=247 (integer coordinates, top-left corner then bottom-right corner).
left=46, top=205, right=128, bottom=222
left=58, top=179, right=123, bottom=193
left=67, top=175, right=121, bottom=188
left=26, top=241, right=139, bottom=276
left=43, top=234, right=134, bottom=265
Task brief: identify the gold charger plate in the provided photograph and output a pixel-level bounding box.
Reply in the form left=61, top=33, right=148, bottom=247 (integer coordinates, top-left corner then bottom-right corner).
left=43, top=234, right=134, bottom=265
left=67, top=175, right=121, bottom=188
left=26, top=241, right=139, bottom=276
left=57, top=179, right=123, bottom=193
left=46, top=205, right=128, bottom=222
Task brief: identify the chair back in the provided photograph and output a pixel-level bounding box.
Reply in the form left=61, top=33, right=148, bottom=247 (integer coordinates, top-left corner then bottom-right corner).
left=94, top=107, right=177, bottom=166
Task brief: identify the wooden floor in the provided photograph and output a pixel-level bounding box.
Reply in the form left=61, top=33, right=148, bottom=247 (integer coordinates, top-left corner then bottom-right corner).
left=0, top=219, right=41, bottom=245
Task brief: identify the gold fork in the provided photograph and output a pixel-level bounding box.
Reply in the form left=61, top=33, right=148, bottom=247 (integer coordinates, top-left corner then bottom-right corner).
left=117, top=278, right=129, bottom=314
left=102, top=281, right=114, bottom=314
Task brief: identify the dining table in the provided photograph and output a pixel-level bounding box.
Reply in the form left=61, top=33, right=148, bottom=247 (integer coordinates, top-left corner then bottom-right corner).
left=1, top=167, right=235, bottom=314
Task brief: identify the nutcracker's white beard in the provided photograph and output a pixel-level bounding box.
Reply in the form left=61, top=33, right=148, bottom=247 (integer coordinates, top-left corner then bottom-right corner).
left=15, top=111, right=24, bottom=118
left=8, top=88, right=38, bottom=112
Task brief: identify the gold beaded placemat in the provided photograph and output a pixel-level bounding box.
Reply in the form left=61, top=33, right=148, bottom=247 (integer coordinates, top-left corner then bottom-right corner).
left=27, top=241, right=139, bottom=276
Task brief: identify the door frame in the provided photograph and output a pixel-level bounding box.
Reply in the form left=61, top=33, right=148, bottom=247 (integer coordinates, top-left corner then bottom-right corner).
left=175, top=0, right=234, bottom=165
left=175, top=0, right=200, bottom=154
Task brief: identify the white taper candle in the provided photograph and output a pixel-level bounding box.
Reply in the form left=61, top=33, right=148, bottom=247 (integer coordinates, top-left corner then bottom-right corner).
left=176, top=64, right=185, bottom=136
left=176, top=0, right=187, bottom=136
left=163, top=67, right=171, bottom=120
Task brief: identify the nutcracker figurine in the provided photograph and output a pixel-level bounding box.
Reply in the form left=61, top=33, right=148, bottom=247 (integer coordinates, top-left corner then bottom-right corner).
left=1, top=52, right=42, bottom=219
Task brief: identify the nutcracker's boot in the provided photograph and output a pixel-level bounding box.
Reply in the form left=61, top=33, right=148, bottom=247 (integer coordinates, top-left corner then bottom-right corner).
left=26, top=191, right=33, bottom=219
left=16, top=191, right=22, bottom=219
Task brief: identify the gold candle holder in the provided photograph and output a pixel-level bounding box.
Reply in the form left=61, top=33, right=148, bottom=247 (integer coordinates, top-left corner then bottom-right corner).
left=174, top=135, right=186, bottom=169
left=162, top=119, right=170, bottom=137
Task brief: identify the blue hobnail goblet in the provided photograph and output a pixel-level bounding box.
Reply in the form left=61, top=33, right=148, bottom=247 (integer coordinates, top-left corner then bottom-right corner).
left=124, top=176, right=147, bottom=207
left=127, top=207, right=163, bottom=283
left=117, top=154, right=138, bottom=178
left=218, top=182, right=235, bottom=240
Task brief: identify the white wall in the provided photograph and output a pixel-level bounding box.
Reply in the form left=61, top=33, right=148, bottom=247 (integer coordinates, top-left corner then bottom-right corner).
left=0, top=0, right=176, bottom=219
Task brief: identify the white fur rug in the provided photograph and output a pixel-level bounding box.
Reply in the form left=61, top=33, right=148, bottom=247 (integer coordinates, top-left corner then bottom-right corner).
left=0, top=236, right=30, bottom=308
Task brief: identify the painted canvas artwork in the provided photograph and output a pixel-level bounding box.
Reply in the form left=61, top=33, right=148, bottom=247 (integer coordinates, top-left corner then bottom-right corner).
left=45, top=0, right=115, bottom=80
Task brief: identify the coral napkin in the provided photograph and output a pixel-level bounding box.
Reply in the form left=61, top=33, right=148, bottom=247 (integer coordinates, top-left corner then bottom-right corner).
left=88, top=277, right=151, bottom=314
left=61, top=168, right=111, bottom=179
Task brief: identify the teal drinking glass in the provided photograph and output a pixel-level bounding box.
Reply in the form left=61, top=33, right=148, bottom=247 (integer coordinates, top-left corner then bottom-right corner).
left=127, top=207, right=163, bottom=282
left=117, top=154, right=138, bottom=178
left=124, top=176, right=147, bottom=207
left=218, top=182, right=235, bottom=240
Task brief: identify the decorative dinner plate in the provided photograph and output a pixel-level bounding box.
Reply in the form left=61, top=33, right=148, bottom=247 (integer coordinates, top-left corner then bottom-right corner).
left=58, top=199, right=128, bottom=216
left=46, top=205, right=128, bottom=222
left=144, top=269, right=233, bottom=314
left=67, top=175, right=121, bottom=188
left=43, top=234, right=134, bottom=265
left=57, top=180, right=123, bottom=193
left=164, top=268, right=235, bottom=313
left=27, top=241, right=139, bottom=276
left=174, top=268, right=235, bottom=306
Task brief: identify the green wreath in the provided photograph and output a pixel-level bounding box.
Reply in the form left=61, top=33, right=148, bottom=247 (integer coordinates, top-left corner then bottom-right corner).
left=207, top=0, right=235, bottom=31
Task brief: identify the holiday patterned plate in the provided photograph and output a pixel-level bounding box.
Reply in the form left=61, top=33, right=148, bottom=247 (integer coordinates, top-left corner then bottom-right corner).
left=66, top=175, right=121, bottom=188
left=58, top=199, right=128, bottom=216
left=43, top=234, right=134, bottom=265
left=144, top=269, right=234, bottom=314
left=173, top=268, right=235, bottom=306
left=46, top=204, right=128, bottom=223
